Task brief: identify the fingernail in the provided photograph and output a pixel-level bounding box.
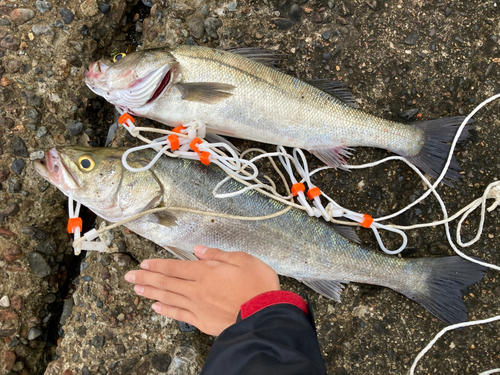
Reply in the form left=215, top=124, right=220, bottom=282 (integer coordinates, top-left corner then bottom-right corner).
left=152, top=303, right=161, bottom=313
left=134, top=285, right=144, bottom=295
left=124, top=272, right=135, bottom=282
left=194, top=245, right=208, bottom=256
left=140, top=261, right=149, bottom=270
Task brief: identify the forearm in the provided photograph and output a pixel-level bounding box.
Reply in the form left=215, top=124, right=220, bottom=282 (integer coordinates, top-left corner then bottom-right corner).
left=201, top=291, right=326, bottom=375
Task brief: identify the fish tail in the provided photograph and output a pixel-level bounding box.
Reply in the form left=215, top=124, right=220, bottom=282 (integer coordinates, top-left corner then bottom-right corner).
left=404, top=116, right=472, bottom=185
left=400, top=257, right=486, bottom=324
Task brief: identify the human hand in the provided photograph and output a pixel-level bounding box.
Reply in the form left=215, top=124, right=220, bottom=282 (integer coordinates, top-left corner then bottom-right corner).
left=124, top=245, right=280, bottom=336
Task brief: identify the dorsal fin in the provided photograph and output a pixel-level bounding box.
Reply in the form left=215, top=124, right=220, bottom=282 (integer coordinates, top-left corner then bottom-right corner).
left=223, top=47, right=285, bottom=70
left=308, top=79, right=359, bottom=108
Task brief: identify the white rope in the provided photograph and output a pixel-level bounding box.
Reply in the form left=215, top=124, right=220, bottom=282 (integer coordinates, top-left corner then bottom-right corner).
left=78, top=95, right=500, bottom=263
left=479, top=369, right=500, bottom=375
left=68, top=95, right=500, bottom=375
left=68, top=185, right=108, bottom=254
left=409, top=315, right=500, bottom=375
left=113, top=98, right=500, bottom=375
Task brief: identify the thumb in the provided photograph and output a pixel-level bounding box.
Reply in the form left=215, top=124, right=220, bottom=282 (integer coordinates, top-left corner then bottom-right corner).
left=194, top=245, right=233, bottom=263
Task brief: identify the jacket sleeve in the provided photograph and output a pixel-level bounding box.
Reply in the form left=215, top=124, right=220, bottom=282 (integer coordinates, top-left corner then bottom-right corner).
left=201, top=291, right=327, bottom=375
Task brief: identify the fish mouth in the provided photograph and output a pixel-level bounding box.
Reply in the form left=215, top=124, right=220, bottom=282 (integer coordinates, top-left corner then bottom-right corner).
left=34, top=148, right=81, bottom=192
left=84, top=58, right=173, bottom=111
left=84, top=61, right=109, bottom=82
left=84, top=62, right=109, bottom=101
left=84, top=57, right=174, bottom=114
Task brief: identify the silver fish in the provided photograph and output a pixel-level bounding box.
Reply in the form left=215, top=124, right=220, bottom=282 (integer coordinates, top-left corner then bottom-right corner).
left=85, top=45, right=469, bottom=183
left=34, top=146, right=485, bottom=324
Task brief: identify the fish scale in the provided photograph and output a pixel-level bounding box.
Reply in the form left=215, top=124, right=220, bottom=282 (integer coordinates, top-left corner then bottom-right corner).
left=168, top=46, right=421, bottom=154
left=34, top=147, right=486, bottom=324
left=121, top=153, right=416, bottom=283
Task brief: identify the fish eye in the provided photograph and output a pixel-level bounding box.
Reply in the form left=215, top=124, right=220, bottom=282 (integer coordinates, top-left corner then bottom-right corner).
left=113, top=53, right=126, bottom=62
left=78, top=155, right=95, bottom=171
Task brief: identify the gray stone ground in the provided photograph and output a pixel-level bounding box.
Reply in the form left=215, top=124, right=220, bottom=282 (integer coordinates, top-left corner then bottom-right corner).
left=0, top=0, right=499, bottom=374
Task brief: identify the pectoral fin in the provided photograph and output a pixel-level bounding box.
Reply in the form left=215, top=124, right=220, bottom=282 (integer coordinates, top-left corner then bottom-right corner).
left=154, top=211, right=178, bottom=227
left=177, top=82, right=235, bottom=104
left=300, top=278, right=349, bottom=302
left=154, top=212, right=198, bottom=260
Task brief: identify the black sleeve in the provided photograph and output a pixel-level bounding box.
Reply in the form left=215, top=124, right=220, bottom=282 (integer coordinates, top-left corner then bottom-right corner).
left=201, top=304, right=327, bottom=375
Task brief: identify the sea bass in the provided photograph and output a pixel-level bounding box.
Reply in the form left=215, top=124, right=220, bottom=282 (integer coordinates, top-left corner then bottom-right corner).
left=85, top=45, right=469, bottom=182
left=34, top=146, right=485, bottom=324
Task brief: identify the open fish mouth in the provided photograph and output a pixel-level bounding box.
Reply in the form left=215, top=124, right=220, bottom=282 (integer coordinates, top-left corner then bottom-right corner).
left=84, top=61, right=110, bottom=97
left=34, top=148, right=81, bottom=192
left=98, top=65, right=173, bottom=111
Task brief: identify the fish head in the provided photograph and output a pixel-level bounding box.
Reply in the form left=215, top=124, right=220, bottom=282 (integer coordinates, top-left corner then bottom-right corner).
left=34, top=146, right=126, bottom=207
left=34, top=147, right=164, bottom=221
left=85, top=49, right=180, bottom=113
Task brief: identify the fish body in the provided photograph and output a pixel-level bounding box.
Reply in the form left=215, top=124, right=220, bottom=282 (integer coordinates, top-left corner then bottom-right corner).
left=85, top=46, right=469, bottom=181
left=34, top=146, right=485, bottom=324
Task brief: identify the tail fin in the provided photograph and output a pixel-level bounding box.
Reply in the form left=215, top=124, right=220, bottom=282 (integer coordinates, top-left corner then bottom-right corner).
left=405, top=116, right=472, bottom=186
left=401, top=257, right=486, bottom=324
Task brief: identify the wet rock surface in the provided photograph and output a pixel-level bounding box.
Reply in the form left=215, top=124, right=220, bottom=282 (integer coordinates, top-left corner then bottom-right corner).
left=46, top=249, right=205, bottom=374
left=0, top=0, right=499, bottom=374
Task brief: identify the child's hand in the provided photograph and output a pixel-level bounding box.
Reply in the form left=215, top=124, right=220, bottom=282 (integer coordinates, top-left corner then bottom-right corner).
left=124, top=245, right=280, bottom=336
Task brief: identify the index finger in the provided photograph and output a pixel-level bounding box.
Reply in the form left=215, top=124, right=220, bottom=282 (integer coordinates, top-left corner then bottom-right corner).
left=140, top=258, right=201, bottom=280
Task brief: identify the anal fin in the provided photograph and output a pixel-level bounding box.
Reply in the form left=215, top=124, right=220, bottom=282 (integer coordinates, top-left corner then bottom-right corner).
left=300, top=278, right=349, bottom=302
left=205, top=132, right=240, bottom=153
left=309, top=147, right=354, bottom=169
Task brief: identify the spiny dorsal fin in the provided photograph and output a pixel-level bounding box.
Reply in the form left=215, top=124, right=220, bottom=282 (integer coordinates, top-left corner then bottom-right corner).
left=300, top=278, right=349, bottom=302
left=177, top=82, right=235, bottom=104
left=223, top=47, right=285, bottom=70
left=308, top=79, right=359, bottom=109
left=164, top=246, right=199, bottom=261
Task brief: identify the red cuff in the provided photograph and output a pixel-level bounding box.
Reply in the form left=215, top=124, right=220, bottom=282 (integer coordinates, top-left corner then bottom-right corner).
left=240, top=290, right=308, bottom=319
